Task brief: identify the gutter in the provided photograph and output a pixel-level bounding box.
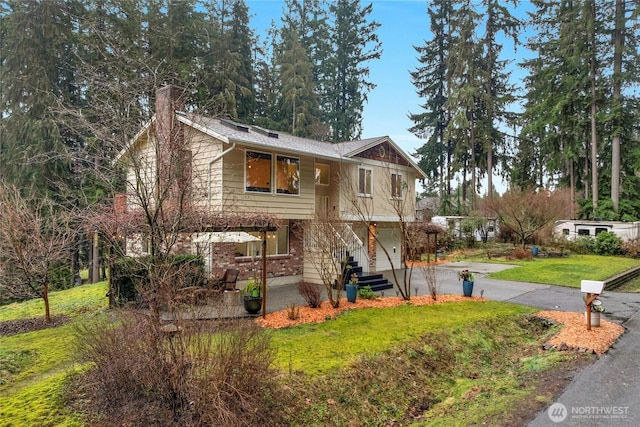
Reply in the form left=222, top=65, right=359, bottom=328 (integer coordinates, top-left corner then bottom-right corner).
left=208, top=142, right=236, bottom=208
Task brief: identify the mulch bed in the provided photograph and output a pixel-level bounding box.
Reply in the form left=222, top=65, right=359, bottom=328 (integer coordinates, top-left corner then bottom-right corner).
left=535, top=310, right=625, bottom=354
left=255, top=297, right=625, bottom=355
left=255, top=295, right=485, bottom=329
left=0, top=315, right=72, bottom=337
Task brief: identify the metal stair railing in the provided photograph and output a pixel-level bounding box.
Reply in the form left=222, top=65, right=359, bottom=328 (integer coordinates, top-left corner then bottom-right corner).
left=304, top=222, right=369, bottom=274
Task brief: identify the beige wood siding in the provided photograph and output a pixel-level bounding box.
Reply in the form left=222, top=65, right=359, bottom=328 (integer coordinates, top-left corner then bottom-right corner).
left=339, top=161, right=417, bottom=222
left=302, top=251, right=325, bottom=284
left=125, top=136, right=157, bottom=209
left=221, top=145, right=316, bottom=219
left=182, top=127, right=224, bottom=209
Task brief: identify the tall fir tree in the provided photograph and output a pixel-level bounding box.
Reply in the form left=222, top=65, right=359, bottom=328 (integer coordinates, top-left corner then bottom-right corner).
left=274, top=28, right=320, bottom=137
left=200, top=0, right=256, bottom=119
left=0, top=0, right=82, bottom=200
left=444, top=0, right=485, bottom=207
left=323, top=0, right=381, bottom=142
left=409, top=0, right=453, bottom=202
left=519, top=0, right=591, bottom=204
left=478, top=0, right=520, bottom=199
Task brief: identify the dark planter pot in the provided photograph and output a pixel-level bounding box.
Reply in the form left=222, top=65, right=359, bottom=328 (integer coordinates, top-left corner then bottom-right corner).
left=462, top=280, right=474, bottom=297
left=346, top=284, right=358, bottom=303
left=243, top=296, right=262, bottom=314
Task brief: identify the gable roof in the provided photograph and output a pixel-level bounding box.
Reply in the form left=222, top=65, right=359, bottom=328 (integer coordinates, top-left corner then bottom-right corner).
left=116, top=111, right=426, bottom=178
left=179, top=113, right=426, bottom=178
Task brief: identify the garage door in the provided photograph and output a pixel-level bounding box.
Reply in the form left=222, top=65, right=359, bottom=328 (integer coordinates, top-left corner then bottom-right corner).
left=376, top=227, right=401, bottom=271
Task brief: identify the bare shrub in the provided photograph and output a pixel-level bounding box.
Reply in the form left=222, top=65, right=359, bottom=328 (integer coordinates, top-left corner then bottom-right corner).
left=298, top=281, right=323, bottom=308
left=509, top=248, right=534, bottom=260
left=421, top=263, right=440, bottom=300
left=485, top=188, right=575, bottom=249
left=286, top=303, right=300, bottom=320
left=74, top=312, right=279, bottom=426
left=622, top=238, right=640, bottom=257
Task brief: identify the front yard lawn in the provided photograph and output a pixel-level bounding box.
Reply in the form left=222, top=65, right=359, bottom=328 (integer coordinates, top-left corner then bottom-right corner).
left=487, top=255, right=640, bottom=288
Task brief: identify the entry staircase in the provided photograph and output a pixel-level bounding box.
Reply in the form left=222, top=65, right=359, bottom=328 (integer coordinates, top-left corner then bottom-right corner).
left=343, top=255, right=393, bottom=293
left=304, top=221, right=393, bottom=293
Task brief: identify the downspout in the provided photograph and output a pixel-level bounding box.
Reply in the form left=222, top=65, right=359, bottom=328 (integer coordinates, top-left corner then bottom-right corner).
left=208, top=142, right=236, bottom=209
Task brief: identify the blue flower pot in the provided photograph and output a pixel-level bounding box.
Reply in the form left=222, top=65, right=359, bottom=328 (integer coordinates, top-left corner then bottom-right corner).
left=463, top=280, right=474, bottom=297
left=532, top=246, right=539, bottom=256
left=346, top=284, right=358, bottom=303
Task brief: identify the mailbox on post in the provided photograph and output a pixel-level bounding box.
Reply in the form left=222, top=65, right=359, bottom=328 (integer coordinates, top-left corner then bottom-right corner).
left=581, top=280, right=605, bottom=331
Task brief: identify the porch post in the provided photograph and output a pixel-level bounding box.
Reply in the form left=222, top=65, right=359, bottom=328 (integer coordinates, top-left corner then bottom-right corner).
left=261, top=229, right=267, bottom=318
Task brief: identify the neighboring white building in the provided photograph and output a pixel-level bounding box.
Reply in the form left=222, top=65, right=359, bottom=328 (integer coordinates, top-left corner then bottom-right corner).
left=553, top=220, right=640, bottom=241
left=431, top=215, right=497, bottom=242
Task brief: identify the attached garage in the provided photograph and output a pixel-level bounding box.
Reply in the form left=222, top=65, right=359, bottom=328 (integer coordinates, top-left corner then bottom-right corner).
left=375, top=225, right=401, bottom=272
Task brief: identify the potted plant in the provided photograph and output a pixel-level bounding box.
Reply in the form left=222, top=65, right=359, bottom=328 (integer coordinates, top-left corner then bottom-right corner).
left=345, top=273, right=359, bottom=303
left=586, top=298, right=604, bottom=327
left=242, top=278, right=262, bottom=314
left=458, top=269, right=475, bottom=297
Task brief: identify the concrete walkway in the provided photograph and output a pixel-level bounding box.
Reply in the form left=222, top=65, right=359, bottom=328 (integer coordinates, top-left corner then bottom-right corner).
left=261, top=261, right=640, bottom=426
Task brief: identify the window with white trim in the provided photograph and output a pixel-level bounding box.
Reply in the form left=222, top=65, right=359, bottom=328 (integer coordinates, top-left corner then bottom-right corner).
left=276, top=155, right=300, bottom=195
left=235, top=225, right=289, bottom=257
left=245, top=151, right=272, bottom=193
left=358, top=167, right=372, bottom=197
left=391, top=172, right=403, bottom=198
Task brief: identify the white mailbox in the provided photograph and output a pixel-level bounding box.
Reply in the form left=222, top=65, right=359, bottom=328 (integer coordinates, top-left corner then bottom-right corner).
left=581, top=280, right=605, bottom=294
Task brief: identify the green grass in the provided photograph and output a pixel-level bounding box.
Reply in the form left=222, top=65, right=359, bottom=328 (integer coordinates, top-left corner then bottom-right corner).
left=271, top=301, right=534, bottom=375
left=281, top=313, right=585, bottom=426
left=613, top=275, right=640, bottom=292
left=0, top=279, right=589, bottom=425
left=0, top=322, right=80, bottom=392
left=0, top=369, right=85, bottom=427
left=486, top=255, right=640, bottom=288
left=0, top=282, right=109, bottom=426
left=0, top=282, right=108, bottom=322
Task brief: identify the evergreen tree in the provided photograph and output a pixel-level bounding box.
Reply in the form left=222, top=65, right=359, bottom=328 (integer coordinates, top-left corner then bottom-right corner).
left=229, top=0, right=255, bottom=121
left=610, top=0, right=640, bottom=215
left=444, top=0, right=485, bottom=206
left=280, top=0, right=330, bottom=138
left=282, top=0, right=331, bottom=91
left=0, top=0, right=82, bottom=200
left=409, top=0, right=454, bottom=202
left=478, top=0, right=520, bottom=200
left=324, top=0, right=381, bottom=142
left=146, top=0, right=204, bottom=86
left=519, top=0, right=592, bottom=204
left=200, top=0, right=255, bottom=119
left=274, top=28, right=320, bottom=137
left=253, top=23, right=281, bottom=130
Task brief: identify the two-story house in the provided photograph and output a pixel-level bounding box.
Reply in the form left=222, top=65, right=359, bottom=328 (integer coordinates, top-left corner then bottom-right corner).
left=115, top=86, right=426, bottom=289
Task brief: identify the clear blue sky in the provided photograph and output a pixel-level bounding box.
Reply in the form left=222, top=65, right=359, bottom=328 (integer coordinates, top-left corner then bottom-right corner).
left=248, top=0, right=533, bottom=191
